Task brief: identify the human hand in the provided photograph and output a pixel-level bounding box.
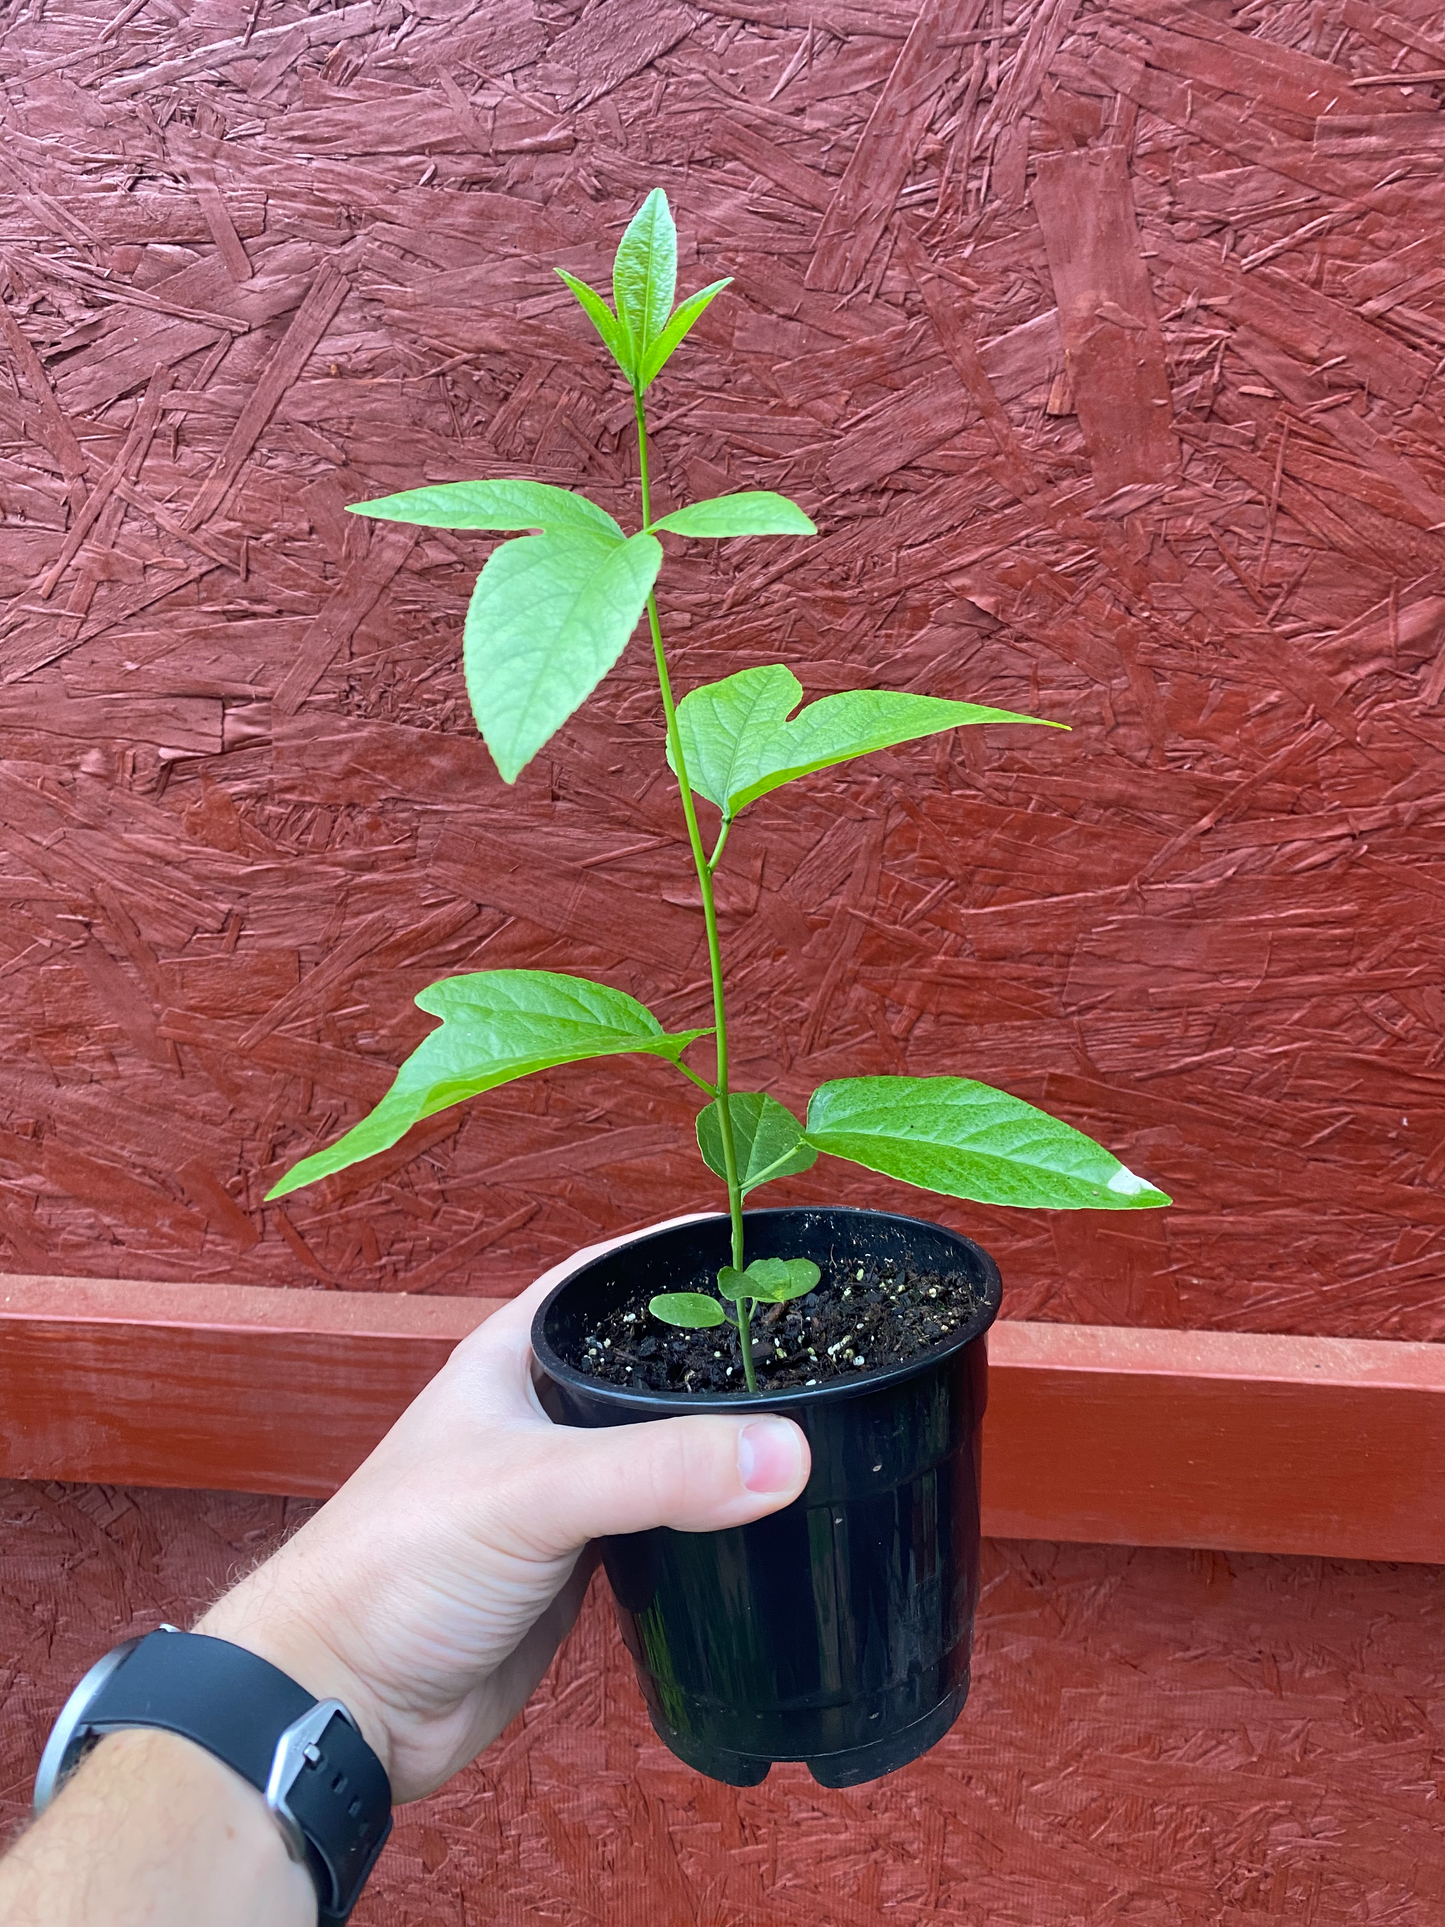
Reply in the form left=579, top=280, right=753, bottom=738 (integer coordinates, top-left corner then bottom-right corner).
left=197, top=1220, right=810, bottom=1801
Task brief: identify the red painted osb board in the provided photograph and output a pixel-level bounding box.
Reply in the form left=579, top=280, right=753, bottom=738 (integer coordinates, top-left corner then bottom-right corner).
left=2, top=0, right=1444, bottom=1336
left=4, top=4, right=1445, bottom=1921
left=3, top=1483, right=1445, bottom=1923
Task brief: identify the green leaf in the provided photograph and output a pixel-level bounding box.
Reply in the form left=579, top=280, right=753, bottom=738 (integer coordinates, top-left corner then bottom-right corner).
left=464, top=528, right=662, bottom=782
left=613, top=188, right=676, bottom=377
left=266, top=971, right=709, bottom=1198
left=347, top=478, right=622, bottom=539
left=696, top=1092, right=816, bottom=1196
left=673, top=664, right=1063, bottom=821
left=649, top=1292, right=727, bottom=1329
left=650, top=492, right=815, bottom=539
left=715, top=1266, right=750, bottom=1303
left=745, top=1257, right=821, bottom=1303
left=639, top=277, right=731, bottom=388
left=556, top=268, right=633, bottom=378
left=804, top=1076, right=1172, bottom=1211
left=717, top=1257, right=819, bottom=1304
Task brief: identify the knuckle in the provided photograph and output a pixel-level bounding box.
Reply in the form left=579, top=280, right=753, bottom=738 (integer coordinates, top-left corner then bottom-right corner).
left=656, top=1418, right=735, bottom=1521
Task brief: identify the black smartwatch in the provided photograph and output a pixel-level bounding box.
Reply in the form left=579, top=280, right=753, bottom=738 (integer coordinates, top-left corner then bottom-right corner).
left=34, top=1627, right=392, bottom=1925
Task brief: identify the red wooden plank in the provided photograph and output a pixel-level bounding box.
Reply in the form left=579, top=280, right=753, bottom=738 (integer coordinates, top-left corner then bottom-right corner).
left=2, top=1277, right=1442, bottom=1562
left=0, top=1275, right=494, bottom=1499
left=985, top=1321, right=1445, bottom=1565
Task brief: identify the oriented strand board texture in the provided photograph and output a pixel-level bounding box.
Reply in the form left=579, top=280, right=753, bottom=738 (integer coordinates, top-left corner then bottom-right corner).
left=4, top=10, right=1445, bottom=1917
left=2, top=0, right=1445, bottom=1336
left=3, top=1481, right=1445, bottom=1924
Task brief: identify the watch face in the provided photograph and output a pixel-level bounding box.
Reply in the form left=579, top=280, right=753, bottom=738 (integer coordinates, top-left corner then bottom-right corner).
left=33, top=1639, right=142, bottom=1813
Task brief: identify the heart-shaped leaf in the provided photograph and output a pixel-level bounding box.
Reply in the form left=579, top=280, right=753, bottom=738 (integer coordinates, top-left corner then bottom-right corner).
left=613, top=188, right=677, bottom=373
left=267, top=971, right=709, bottom=1198
left=464, top=528, right=662, bottom=782
left=804, top=1076, right=1172, bottom=1211
left=347, top=478, right=622, bottom=539
left=745, top=1257, right=820, bottom=1303
left=717, top=1257, right=819, bottom=1303
left=673, top=664, right=1062, bottom=820
left=639, top=277, right=731, bottom=388
left=696, top=1092, right=816, bottom=1195
left=650, top=492, right=815, bottom=539
left=649, top=1292, right=726, bottom=1329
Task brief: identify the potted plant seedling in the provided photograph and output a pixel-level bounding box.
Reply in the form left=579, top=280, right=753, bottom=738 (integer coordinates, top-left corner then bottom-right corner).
left=267, top=191, right=1170, bottom=1787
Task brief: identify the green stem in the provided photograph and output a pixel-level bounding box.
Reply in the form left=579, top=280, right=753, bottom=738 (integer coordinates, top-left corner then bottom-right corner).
left=674, top=1061, right=719, bottom=1100
left=737, top=1298, right=756, bottom=1391
left=635, top=389, right=754, bottom=1393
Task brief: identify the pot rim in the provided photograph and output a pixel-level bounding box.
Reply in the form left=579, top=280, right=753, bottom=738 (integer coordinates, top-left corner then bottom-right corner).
left=530, top=1205, right=1002, bottom=1415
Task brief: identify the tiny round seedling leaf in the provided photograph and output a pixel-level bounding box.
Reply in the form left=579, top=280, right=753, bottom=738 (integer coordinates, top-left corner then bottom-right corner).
left=649, top=1292, right=726, bottom=1329
left=717, top=1257, right=819, bottom=1303
left=745, top=1257, right=821, bottom=1303
left=715, top=1265, right=750, bottom=1303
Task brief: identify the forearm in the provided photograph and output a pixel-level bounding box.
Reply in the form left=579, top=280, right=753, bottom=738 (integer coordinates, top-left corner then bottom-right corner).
left=0, top=1728, right=315, bottom=1927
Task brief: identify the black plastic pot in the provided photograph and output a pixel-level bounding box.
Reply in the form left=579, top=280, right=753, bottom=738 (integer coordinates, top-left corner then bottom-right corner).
left=532, top=1206, right=1001, bottom=1788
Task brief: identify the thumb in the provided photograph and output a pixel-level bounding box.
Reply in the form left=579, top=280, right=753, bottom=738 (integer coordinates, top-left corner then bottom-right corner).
left=512, top=1412, right=810, bottom=1552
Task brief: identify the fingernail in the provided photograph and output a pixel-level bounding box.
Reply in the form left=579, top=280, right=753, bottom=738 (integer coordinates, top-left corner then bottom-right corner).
left=738, top=1418, right=804, bottom=1495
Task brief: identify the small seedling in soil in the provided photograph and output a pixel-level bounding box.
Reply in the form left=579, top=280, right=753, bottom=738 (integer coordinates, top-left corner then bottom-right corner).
left=650, top=1255, right=821, bottom=1393
left=267, top=190, right=1170, bottom=1394
left=584, top=1257, right=980, bottom=1395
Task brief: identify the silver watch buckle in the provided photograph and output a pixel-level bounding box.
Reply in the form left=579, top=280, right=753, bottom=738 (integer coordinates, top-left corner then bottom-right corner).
left=265, top=1700, right=358, bottom=1866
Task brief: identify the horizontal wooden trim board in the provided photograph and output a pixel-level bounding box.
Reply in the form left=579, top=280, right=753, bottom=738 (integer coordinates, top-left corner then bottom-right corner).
left=2, top=1275, right=1441, bottom=1564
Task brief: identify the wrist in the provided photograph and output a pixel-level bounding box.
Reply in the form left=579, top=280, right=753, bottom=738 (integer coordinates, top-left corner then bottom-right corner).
left=195, top=1591, right=394, bottom=1784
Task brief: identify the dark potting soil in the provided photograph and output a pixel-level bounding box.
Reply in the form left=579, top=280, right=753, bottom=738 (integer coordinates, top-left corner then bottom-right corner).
left=569, top=1255, right=981, bottom=1394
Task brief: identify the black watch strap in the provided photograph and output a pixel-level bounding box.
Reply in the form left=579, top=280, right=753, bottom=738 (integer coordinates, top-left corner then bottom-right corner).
left=34, top=1629, right=392, bottom=1925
